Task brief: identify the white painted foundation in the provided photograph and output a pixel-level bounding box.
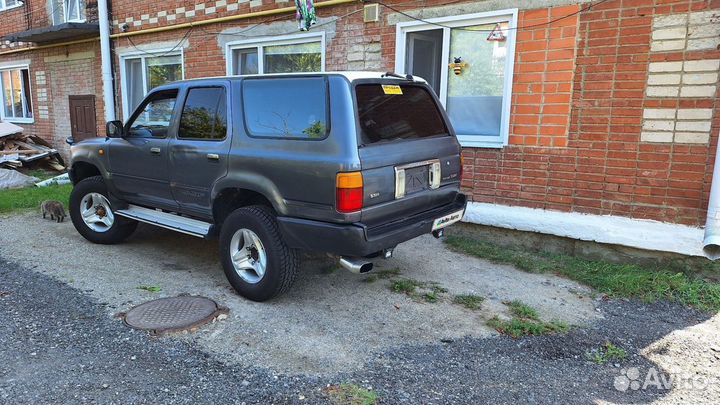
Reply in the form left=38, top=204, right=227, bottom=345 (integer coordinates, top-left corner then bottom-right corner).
left=463, top=202, right=705, bottom=258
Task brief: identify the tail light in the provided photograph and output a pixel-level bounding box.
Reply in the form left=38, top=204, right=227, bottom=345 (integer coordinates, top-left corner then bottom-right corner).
left=336, top=172, right=363, bottom=213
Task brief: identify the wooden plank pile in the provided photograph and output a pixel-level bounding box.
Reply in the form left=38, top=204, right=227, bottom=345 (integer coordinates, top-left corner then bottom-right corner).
left=0, top=122, right=65, bottom=171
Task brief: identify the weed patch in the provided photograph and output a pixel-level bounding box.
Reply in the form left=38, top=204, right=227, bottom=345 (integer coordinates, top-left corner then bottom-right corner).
left=325, top=383, right=378, bottom=405
left=389, top=278, right=447, bottom=303
left=363, top=268, right=401, bottom=283
left=587, top=342, right=628, bottom=365
left=137, top=286, right=162, bottom=293
left=453, top=294, right=485, bottom=310
left=488, top=300, right=568, bottom=338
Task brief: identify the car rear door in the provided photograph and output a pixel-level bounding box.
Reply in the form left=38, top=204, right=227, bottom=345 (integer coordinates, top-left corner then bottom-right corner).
left=353, top=81, right=462, bottom=226
left=109, top=89, right=179, bottom=209
left=168, top=83, right=232, bottom=218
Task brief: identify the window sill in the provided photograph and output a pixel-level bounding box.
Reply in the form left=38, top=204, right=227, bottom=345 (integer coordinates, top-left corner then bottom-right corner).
left=2, top=118, right=35, bottom=124
left=0, top=3, right=23, bottom=13
left=457, top=135, right=506, bottom=149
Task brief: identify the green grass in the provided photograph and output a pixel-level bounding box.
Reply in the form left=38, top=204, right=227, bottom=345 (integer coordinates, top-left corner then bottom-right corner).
left=0, top=184, right=72, bottom=213
left=487, top=300, right=568, bottom=338
left=389, top=278, right=447, bottom=303
left=137, top=285, right=162, bottom=293
left=506, top=300, right=539, bottom=320
left=587, top=341, right=628, bottom=365
left=446, top=235, right=720, bottom=312
left=487, top=316, right=569, bottom=338
left=363, top=267, right=402, bottom=283
left=453, top=294, right=485, bottom=310
left=325, top=383, right=378, bottom=405
left=390, top=278, right=421, bottom=294
left=423, top=290, right=439, bottom=303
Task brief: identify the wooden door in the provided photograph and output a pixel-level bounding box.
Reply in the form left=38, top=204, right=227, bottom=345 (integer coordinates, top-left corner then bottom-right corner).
left=69, top=95, right=97, bottom=141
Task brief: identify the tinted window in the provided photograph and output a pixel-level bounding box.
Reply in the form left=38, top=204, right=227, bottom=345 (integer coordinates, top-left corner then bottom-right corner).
left=126, top=90, right=178, bottom=138
left=178, top=87, right=227, bottom=140
left=242, top=77, right=328, bottom=139
left=355, top=84, right=448, bottom=145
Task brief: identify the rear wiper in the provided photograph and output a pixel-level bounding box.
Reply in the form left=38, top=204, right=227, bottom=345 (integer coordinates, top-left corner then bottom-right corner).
left=381, top=72, right=414, bottom=81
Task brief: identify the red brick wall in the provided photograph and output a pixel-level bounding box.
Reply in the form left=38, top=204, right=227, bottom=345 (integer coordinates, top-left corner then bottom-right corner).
left=0, top=42, right=105, bottom=161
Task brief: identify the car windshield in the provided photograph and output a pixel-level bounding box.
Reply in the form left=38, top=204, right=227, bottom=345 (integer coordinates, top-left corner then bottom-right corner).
left=355, top=83, right=449, bottom=145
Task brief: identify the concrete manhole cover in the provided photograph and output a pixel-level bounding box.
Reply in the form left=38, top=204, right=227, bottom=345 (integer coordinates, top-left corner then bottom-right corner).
left=121, top=296, right=228, bottom=335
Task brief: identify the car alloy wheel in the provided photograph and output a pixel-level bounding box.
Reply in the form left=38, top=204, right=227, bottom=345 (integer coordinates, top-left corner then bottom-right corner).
left=229, top=228, right=268, bottom=284
left=79, top=192, right=115, bottom=233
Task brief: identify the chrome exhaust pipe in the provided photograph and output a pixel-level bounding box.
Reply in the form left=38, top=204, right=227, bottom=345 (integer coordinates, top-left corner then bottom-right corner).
left=339, top=257, right=374, bottom=274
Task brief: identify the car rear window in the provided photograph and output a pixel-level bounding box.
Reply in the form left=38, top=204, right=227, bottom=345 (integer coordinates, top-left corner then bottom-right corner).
left=242, top=77, right=328, bottom=140
left=355, top=84, right=449, bottom=145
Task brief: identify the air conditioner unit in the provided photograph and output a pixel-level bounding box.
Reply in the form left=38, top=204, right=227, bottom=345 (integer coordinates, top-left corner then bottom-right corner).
left=364, top=3, right=379, bottom=23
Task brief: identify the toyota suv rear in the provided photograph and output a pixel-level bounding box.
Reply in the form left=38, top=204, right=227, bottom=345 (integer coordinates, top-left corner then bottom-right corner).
left=67, top=72, right=466, bottom=301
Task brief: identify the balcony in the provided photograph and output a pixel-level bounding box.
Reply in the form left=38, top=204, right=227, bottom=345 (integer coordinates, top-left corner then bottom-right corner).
left=3, top=0, right=98, bottom=45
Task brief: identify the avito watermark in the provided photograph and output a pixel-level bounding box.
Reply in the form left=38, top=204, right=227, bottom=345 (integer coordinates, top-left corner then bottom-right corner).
left=614, top=367, right=717, bottom=392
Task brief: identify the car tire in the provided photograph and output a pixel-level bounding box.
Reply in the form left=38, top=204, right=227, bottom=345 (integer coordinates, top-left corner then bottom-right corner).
left=219, top=205, right=299, bottom=302
left=69, top=175, right=138, bottom=244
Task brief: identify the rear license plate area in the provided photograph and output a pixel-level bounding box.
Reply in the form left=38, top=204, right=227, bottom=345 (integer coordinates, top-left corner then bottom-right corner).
left=403, top=166, right=429, bottom=195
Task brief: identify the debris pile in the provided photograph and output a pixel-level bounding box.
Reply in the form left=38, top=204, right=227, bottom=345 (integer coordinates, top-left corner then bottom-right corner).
left=0, top=121, right=64, bottom=171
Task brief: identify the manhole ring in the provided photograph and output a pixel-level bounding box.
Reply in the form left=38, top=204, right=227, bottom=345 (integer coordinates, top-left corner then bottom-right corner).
left=121, top=296, right=228, bottom=335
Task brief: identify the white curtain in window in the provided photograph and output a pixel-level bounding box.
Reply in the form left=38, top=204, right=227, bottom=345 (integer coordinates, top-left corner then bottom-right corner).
left=233, top=49, right=259, bottom=75
left=125, top=59, right=144, bottom=112
left=1, top=68, right=33, bottom=120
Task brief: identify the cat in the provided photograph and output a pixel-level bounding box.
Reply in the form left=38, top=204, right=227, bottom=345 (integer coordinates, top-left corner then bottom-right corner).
left=40, top=200, right=66, bottom=223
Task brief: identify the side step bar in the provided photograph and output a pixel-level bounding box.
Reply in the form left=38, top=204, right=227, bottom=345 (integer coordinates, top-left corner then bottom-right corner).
left=115, top=205, right=212, bottom=238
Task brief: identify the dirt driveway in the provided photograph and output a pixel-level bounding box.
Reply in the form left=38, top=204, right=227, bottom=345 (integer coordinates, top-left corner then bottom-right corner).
left=1, top=212, right=718, bottom=404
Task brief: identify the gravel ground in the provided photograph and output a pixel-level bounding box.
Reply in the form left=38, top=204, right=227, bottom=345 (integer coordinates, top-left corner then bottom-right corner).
left=1, top=213, right=719, bottom=404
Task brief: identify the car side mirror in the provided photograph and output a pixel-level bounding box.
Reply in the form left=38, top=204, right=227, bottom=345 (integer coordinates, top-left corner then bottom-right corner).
left=106, top=120, right=124, bottom=138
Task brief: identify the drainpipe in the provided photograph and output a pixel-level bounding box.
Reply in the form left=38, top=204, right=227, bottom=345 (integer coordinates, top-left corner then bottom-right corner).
left=703, top=133, right=720, bottom=259
left=97, top=0, right=115, bottom=122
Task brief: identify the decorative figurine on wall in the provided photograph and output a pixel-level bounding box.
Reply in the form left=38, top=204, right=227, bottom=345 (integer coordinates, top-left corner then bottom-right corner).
left=487, top=23, right=506, bottom=41
left=296, top=0, right=317, bottom=31
left=449, top=57, right=468, bottom=75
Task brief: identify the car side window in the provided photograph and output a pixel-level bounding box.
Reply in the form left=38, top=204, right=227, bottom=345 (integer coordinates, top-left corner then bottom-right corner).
left=242, top=77, right=328, bottom=140
left=178, top=87, right=228, bottom=140
left=126, top=90, right=178, bottom=138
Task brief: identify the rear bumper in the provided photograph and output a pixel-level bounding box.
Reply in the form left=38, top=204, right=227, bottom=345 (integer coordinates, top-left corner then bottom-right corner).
left=277, top=193, right=467, bottom=257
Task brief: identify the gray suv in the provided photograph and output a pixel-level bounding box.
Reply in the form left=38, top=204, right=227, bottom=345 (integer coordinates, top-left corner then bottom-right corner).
left=68, top=72, right=466, bottom=301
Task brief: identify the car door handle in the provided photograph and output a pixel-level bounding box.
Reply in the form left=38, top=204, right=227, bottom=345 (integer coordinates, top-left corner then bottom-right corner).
left=207, top=153, right=220, bottom=161
left=150, top=147, right=161, bottom=155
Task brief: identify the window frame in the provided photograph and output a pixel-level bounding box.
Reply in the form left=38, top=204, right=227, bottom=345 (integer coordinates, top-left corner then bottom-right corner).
left=225, top=32, right=326, bottom=76
left=0, top=0, right=21, bottom=12
left=119, top=48, right=185, bottom=120
left=0, top=64, right=34, bottom=124
left=395, top=9, right=518, bottom=149
left=124, top=89, right=180, bottom=139
left=240, top=75, right=331, bottom=141
left=62, top=0, right=86, bottom=23
left=49, top=0, right=87, bottom=25
left=177, top=86, right=229, bottom=141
